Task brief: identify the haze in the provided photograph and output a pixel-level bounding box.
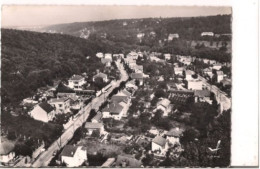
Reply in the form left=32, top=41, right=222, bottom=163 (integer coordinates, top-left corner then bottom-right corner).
left=2, top=5, right=231, bottom=27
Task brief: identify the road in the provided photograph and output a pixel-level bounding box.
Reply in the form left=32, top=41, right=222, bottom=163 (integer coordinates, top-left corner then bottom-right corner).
left=31, top=60, right=128, bottom=167
left=198, top=75, right=231, bottom=112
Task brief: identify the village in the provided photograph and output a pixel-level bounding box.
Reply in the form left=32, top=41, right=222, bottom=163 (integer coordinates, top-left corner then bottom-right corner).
left=1, top=29, right=232, bottom=167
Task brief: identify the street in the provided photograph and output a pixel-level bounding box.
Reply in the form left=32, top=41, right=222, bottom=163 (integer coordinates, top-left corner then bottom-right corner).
left=31, top=60, right=128, bottom=167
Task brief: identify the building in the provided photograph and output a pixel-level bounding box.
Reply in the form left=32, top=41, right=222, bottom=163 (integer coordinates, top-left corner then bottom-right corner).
left=164, top=54, right=171, bottom=60
left=137, top=33, right=145, bottom=38
left=125, top=80, right=138, bottom=90
left=115, top=155, right=142, bottom=168
left=217, top=71, right=224, bottom=83
left=203, top=68, right=213, bottom=78
left=127, top=52, right=139, bottom=60
left=152, top=136, right=169, bottom=156
left=168, top=33, right=179, bottom=41
left=185, top=70, right=194, bottom=81
left=156, top=98, right=172, bottom=116
left=201, top=32, right=214, bottom=36
left=48, top=97, right=71, bottom=114
left=93, top=72, right=108, bottom=83
left=194, top=90, right=211, bottom=104
left=188, top=80, right=203, bottom=90
left=212, top=63, right=222, bottom=70
left=68, top=75, right=85, bottom=90
left=165, top=127, right=183, bottom=145
left=131, top=73, right=143, bottom=85
left=29, top=102, right=55, bottom=123
left=61, top=145, right=87, bottom=167
left=101, top=58, right=112, bottom=67
left=91, top=111, right=102, bottom=123
left=174, top=67, right=184, bottom=76
left=102, top=103, right=124, bottom=120
left=84, top=122, right=104, bottom=135
left=56, top=82, right=77, bottom=98
left=104, top=53, right=112, bottom=60
left=0, top=142, right=15, bottom=164
left=96, top=52, right=104, bottom=58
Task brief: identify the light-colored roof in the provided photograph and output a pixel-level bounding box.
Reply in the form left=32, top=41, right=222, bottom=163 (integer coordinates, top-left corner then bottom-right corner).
left=157, top=98, right=171, bottom=108
left=194, top=90, right=211, bottom=97
left=131, top=73, right=143, bottom=79
left=102, top=103, right=123, bottom=113
left=166, top=128, right=184, bottom=137
left=93, top=72, right=107, bottom=79
left=70, top=75, right=84, bottom=81
left=217, top=71, right=224, bottom=75
left=61, top=145, right=84, bottom=157
left=91, top=112, right=102, bottom=122
left=111, top=95, right=129, bottom=104
left=0, top=142, right=15, bottom=155
left=85, top=122, right=103, bottom=129
left=152, top=136, right=166, bottom=147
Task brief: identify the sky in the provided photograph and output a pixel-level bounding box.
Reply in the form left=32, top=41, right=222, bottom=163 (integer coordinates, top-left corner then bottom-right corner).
left=2, top=5, right=232, bottom=27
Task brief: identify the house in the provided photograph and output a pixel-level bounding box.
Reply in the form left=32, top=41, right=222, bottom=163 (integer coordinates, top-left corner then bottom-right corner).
left=174, top=67, right=184, bottom=76
left=91, top=111, right=102, bottom=123
left=68, top=75, right=85, bottom=90
left=48, top=97, right=71, bottom=114
left=194, top=90, right=211, bottom=104
left=102, top=103, right=124, bottom=120
left=185, top=70, right=194, bottom=80
left=152, top=136, right=169, bottom=156
left=165, top=127, right=183, bottom=145
left=104, top=53, right=112, bottom=60
left=125, top=80, right=138, bottom=90
left=155, top=98, right=172, bottom=116
left=115, top=155, right=142, bottom=168
left=0, top=141, right=15, bottom=164
left=201, top=32, right=214, bottom=36
left=61, top=145, right=87, bottom=167
left=188, top=80, right=203, bottom=90
left=96, top=52, right=104, bottom=58
left=164, top=54, right=171, bottom=60
left=203, top=68, right=213, bottom=78
left=111, top=95, right=130, bottom=117
left=29, top=102, right=55, bottom=123
left=137, top=33, right=145, bottom=38
left=84, top=122, right=104, bottom=135
left=101, top=58, right=112, bottom=67
left=56, top=82, right=77, bottom=98
left=117, top=89, right=132, bottom=98
left=168, top=33, right=179, bottom=41
left=217, top=71, right=224, bottom=83
left=70, top=96, right=83, bottom=110
left=131, top=73, right=143, bottom=85
left=213, top=63, right=222, bottom=70
left=93, top=72, right=108, bottom=83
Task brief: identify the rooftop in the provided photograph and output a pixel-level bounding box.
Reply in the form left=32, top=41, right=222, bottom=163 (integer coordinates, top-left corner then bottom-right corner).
left=70, top=75, right=84, bottom=81
left=131, top=73, right=143, bottom=79
left=85, top=122, right=103, bottom=129
left=194, top=90, right=211, bottom=97
left=93, top=72, right=107, bottom=79
left=217, top=71, right=224, bottom=75
left=38, top=102, right=54, bottom=114
left=60, top=145, right=79, bottom=157
left=152, top=135, right=167, bottom=147
left=56, top=82, right=75, bottom=93
left=111, top=95, right=129, bottom=103
left=157, top=98, right=171, bottom=108
left=166, top=128, right=184, bottom=137
left=102, top=103, right=123, bottom=113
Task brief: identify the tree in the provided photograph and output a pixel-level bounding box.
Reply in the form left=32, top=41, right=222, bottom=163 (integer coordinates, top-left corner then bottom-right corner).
left=87, top=109, right=97, bottom=122
left=154, top=89, right=166, bottom=98
left=14, top=143, right=33, bottom=157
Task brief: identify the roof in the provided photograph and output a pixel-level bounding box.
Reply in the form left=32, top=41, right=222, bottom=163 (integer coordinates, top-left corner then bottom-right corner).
left=92, top=112, right=102, bottom=122
left=204, top=68, right=212, bottom=72
left=85, top=122, right=103, bottom=129
left=157, top=98, right=171, bottom=108
left=174, top=67, right=184, bottom=71
left=111, top=95, right=129, bottom=103
left=152, top=136, right=166, bottom=147
left=115, top=155, right=142, bottom=167
left=131, top=73, right=143, bottom=79
left=166, top=128, right=184, bottom=137
left=101, top=58, right=112, bottom=64
left=93, top=72, right=107, bottom=79
left=194, top=90, right=211, bottom=97
left=49, top=97, right=69, bottom=103
left=56, top=82, right=75, bottom=93
left=60, top=145, right=78, bottom=157
left=0, top=142, right=15, bottom=155
left=217, top=71, right=224, bottom=75
left=69, top=75, right=84, bottom=81
left=121, top=90, right=132, bottom=97
left=185, top=70, right=193, bottom=75
left=102, top=103, right=123, bottom=113
left=38, top=102, right=54, bottom=114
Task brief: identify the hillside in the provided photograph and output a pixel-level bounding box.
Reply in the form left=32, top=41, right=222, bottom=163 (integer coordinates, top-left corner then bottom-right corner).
left=1, top=29, right=115, bottom=107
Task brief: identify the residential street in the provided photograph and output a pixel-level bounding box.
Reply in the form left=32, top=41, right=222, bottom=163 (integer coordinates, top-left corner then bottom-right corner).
left=31, top=60, right=128, bottom=167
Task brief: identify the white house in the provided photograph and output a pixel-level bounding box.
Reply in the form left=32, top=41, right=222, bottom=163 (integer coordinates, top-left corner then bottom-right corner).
left=68, top=75, right=85, bottom=90
left=168, top=33, right=179, bottom=41
left=152, top=136, right=169, bottom=156
left=212, top=64, right=222, bottom=70
left=104, top=53, right=112, bottom=60
left=84, top=122, right=105, bottom=135
left=165, top=128, right=183, bottom=145
left=188, top=80, right=203, bottom=90
left=185, top=70, right=194, bottom=81
left=48, top=97, right=71, bottom=114
left=0, top=142, right=15, bottom=164
left=96, top=52, right=104, bottom=58
left=155, top=98, right=172, bottom=116
left=201, top=32, right=214, bottom=36
left=174, top=67, right=184, bottom=76
left=164, top=54, right=171, bottom=60
left=29, top=102, right=56, bottom=123
left=102, top=103, right=124, bottom=120
left=61, top=145, right=87, bottom=167
left=217, top=71, right=224, bottom=83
